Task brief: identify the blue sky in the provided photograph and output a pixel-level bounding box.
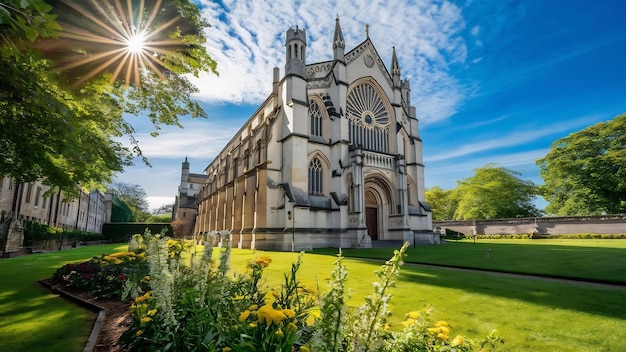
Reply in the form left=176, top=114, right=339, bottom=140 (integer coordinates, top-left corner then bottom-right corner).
left=115, top=0, right=626, bottom=211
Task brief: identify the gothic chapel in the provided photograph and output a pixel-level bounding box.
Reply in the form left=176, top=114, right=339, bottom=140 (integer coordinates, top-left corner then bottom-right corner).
left=194, top=19, right=433, bottom=250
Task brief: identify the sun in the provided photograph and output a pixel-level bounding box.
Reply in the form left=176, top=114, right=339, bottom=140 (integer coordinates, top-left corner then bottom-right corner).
left=126, top=31, right=147, bottom=54
left=38, top=0, right=191, bottom=87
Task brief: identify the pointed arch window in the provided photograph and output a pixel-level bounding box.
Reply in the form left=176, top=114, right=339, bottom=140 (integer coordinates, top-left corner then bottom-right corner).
left=309, top=99, right=323, bottom=137
left=308, top=157, right=323, bottom=195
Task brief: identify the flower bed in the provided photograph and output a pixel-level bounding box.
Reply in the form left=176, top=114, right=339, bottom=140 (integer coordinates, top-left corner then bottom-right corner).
left=52, top=230, right=502, bottom=351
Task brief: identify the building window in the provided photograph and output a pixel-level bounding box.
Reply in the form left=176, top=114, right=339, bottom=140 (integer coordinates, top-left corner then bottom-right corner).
left=309, top=100, right=323, bottom=137
left=346, top=82, right=390, bottom=153
left=25, top=183, right=33, bottom=203
left=308, top=157, right=323, bottom=195
left=34, top=187, right=42, bottom=206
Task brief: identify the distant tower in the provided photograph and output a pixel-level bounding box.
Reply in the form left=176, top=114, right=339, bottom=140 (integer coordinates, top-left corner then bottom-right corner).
left=285, top=26, right=306, bottom=77
left=179, top=157, right=190, bottom=207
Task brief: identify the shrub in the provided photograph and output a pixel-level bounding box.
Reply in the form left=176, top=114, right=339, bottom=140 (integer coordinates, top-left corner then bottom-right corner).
left=116, top=232, right=502, bottom=351
left=52, top=249, right=149, bottom=299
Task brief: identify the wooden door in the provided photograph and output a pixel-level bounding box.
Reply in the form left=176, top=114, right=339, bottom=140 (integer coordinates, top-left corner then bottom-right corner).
left=366, top=207, right=378, bottom=240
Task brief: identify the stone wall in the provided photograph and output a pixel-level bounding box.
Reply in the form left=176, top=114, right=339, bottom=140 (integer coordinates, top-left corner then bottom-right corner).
left=434, top=214, right=626, bottom=236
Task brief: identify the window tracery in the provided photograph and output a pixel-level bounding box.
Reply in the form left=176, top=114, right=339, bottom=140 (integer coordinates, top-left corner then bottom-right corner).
left=309, top=99, right=323, bottom=137
left=346, top=82, right=390, bottom=153
left=308, top=157, right=323, bottom=195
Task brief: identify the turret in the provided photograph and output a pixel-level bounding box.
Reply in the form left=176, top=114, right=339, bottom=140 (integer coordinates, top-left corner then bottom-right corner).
left=285, top=26, right=306, bottom=77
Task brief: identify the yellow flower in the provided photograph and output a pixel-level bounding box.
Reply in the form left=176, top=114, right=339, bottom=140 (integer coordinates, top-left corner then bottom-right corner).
left=249, top=323, right=257, bottom=328
left=435, top=321, right=450, bottom=328
left=402, top=318, right=415, bottom=327
left=299, top=347, right=311, bottom=352
left=147, top=309, right=157, bottom=317
left=135, top=291, right=151, bottom=303
left=383, top=323, right=390, bottom=330
left=437, top=333, right=449, bottom=341
left=452, top=335, right=465, bottom=347
left=407, top=311, right=420, bottom=319
left=233, top=295, right=244, bottom=301
left=136, top=330, right=143, bottom=336
left=222, top=348, right=232, bottom=352
left=143, top=275, right=150, bottom=281
left=140, top=317, right=152, bottom=323
left=249, top=304, right=258, bottom=311
left=275, top=328, right=284, bottom=337
left=257, top=304, right=286, bottom=325
left=282, top=309, right=296, bottom=319
left=239, top=310, right=251, bottom=322
left=428, top=327, right=440, bottom=334
left=286, top=322, right=298, bottom=334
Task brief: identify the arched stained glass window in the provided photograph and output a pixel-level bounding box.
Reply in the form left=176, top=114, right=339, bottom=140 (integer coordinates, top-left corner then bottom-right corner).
left=346, top=83, right=390, bottom=153
left=308, top=157, right=323, bottom=195
left=309, top=99, right=323, bottom=137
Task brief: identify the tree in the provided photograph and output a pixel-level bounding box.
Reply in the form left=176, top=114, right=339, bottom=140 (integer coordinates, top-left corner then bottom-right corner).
left=145, top=214, right=173, bottom=223
left=153, top=203, right=174, bottom=216
left=451, top=164, right=541, bottom=220
left=425, top=186, right=457, bottom=220
left=109, top=182, right=150, bottom=222
left=0, top=0, right=217, bottom=199
left=537, top=113, right=626, bottom=215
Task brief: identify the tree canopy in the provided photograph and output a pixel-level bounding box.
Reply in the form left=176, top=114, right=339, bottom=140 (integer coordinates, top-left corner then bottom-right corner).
left=424, top=186, right=456, bottom=221
left=537, top=113, right=626, bottom=215
left=452, top=165, right=541, bottom=220
left=427, top=165, right=541, bottom=220
left=0, top=0, right=217, bottom=198
left=109, top=182, right=149, bottom=222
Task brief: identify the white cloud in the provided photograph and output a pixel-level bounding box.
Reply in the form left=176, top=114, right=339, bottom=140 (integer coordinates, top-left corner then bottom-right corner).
left=425, top=115, right=600, bottom=162
left=128, top=120, right=238, bottom=160
left=471, top=25, right=480, bottom=36
left=147, top=196, right=175, bottom=212
left=192, top=0, right=469, bottom=123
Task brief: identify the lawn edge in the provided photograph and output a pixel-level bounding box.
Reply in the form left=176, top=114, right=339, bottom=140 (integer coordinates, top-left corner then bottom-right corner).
left=39, top=279, right=106, bottom=352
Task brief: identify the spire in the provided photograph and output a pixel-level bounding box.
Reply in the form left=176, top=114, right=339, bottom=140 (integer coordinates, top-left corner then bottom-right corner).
left=333, top=16, right=345, bottom=61
left=391, top=46, right=401, bottom=77
left=391, top=47, right=401, bottom=87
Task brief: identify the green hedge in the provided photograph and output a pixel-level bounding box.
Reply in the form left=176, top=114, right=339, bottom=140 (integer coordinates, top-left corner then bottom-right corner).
left=23, top=221, right=105, bottom=246
left=101, top=222, right=172, bottom=243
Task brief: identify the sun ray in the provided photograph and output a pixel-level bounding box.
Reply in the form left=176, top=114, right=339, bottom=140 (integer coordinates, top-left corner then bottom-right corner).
left=40, top=0, right=191, bottom=87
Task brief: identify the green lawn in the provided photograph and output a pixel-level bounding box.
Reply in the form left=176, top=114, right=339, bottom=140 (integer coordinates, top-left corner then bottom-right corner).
left=0, top=244, right=126, bottom=352
left=1, top=240, right=625, bottom=351
left=236, top=246, right=626, bottom=352
left=312, top=239, right=626, bottom=284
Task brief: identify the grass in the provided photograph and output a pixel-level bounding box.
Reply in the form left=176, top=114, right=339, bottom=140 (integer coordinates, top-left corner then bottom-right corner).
left=312, top=239, right=626, bottom=284
left=1, top=240, right=625, bottom=351
left=0, top=243, right=125, bottom=352
left=233, top=246, right=626, bottom=352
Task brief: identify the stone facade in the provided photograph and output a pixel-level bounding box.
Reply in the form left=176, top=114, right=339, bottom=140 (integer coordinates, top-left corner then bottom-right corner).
left=0, top=177, right=108, bottom=253
left=172, top=158, right=207, bottom=236
left=194, top=20, right=433, bottom=250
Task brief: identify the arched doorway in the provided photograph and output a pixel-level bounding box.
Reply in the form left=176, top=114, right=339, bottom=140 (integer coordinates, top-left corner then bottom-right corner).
left=363, top=174, right=395, bottom=241
left=365, top=189, right=379, bottom=240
